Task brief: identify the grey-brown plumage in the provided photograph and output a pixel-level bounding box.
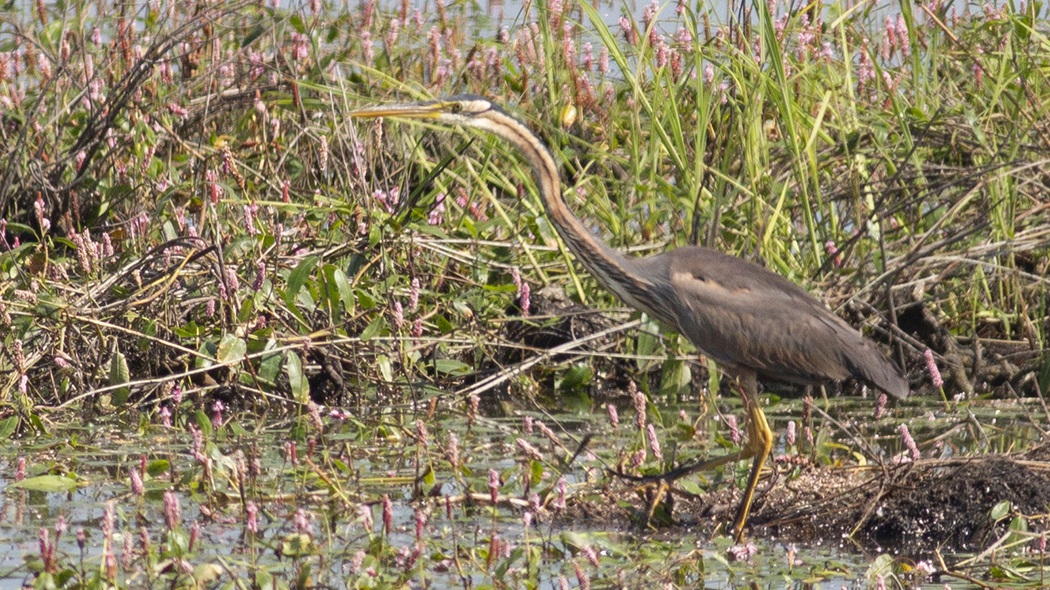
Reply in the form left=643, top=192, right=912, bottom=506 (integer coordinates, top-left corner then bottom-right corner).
left=646, top=247, right=909, bottom=400
left=350, top=95, right=910, bottom=541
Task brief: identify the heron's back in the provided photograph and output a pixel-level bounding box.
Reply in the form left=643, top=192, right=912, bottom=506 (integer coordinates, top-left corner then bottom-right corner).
left=640, top=247, right=908, bottom=399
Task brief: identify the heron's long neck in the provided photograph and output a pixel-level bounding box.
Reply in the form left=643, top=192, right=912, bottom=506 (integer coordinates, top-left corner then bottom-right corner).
left=482, top=115, right=656, bottom=315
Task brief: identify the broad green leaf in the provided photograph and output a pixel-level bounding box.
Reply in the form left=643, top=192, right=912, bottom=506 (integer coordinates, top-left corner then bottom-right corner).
left=285, top=255, right=319, bottom=308
left=11, top=475, right=78, bottom=493
left=333, top=268, right=354, bottom=314
left=990, top=500, right=1011, bottom=521
left=194, top=409, right=213, bottom=437
left=109, top=351, right=131, bottom=404
left=286, top=351, right=309, bottom=403
left=216, top=334, right=247, bottom=364
left=258, top=351, right=283, bottom=385
left=359, top=315, right=387, bottom=341
left=434, top=358, right=471, bottom=376
left=146, top=460, right=170, bottom=477
left=376, top=354, right=393, bottom=383
left=0, top=416, right=17, bottom=439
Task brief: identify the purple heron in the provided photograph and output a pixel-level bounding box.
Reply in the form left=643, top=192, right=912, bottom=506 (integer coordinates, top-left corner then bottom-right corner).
left=350, top=96, right=910, bottom=541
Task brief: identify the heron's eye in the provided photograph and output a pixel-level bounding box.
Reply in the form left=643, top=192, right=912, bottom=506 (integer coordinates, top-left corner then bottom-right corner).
left=449, top=102, right=463, bottom=114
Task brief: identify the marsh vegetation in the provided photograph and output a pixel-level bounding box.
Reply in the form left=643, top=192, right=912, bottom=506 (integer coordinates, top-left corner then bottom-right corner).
left=1, top=0, right=1049, bottom=587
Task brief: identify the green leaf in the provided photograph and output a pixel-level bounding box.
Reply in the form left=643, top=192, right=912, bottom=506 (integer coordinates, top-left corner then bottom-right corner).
left=634, top=315, right=663, bottom=370
left=376, top=354, right=393, bottom=383
left=333, top=268, right=354, bottom=314
left=146, top=460, right=170, bottom=477
left=285, top=255, right=319, bottom=308
left=356, top=288, right=377, bottom=310
left=558, top=364, right=592, bottom=393
left=280, top=533, right=315, bottom=557
left=216, top=334, right=247, bottom=364
left=109, top=351, right=131, bottom=404
left=659, top=358, right=691, bottom=398
left=0, top=416, right=18, bottom=439
left=434, top=358, right=471, bottom=376
left=11, top=474, right=78, bottom=492
left=258, top=351, right=283, bottom=385
left=434, top=314, right=454, bottom=334
left=528, top=459, right=543, bottom=485
left=193, top=563, right=223, bottom=585
left=990, top=500, right=1011, bottom=521
left=194, top=409, right=213, bottom=437
left=359, top=315, right=387, bottom=341
left=286, top=351, right=309, bottom=404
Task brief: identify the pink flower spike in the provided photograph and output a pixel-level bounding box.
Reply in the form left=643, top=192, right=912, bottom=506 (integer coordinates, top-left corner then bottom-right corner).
left=924, top=349, right=943, bottom=388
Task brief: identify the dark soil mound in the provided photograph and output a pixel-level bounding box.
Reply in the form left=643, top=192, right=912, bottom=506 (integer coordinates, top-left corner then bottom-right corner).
left=589, top=443, right=1050, bottom=555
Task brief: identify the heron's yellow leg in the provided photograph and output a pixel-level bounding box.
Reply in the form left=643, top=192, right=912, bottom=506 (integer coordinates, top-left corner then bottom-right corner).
left=730, top=392, right=774, bottom=542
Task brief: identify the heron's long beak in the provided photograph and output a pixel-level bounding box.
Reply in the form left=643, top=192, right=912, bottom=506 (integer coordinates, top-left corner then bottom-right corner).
left=349, top=100, right=447, bottom=120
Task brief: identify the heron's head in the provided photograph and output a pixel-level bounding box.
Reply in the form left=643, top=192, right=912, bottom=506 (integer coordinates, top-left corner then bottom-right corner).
left=349, top=95, right=499, bottom=128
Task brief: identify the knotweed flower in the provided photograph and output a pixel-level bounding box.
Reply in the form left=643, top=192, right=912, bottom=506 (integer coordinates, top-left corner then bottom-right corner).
left=516, top=438, right=544, bottom=462
left=415, top=419, right=429, bottom=450
left=786, top=420, right=796, bottom=447
left=294, top=509, right=311, bottom=534
left=727, top=542, right=758, bottom=561
left=629, top=381, right=646, bottom=430
left=606, top=403, right=619, bottom=430
left=382, top=495, right=393, bottom=534
left=536, top=420, right=561, bottom=448
left=253, top=261, right=265, bottom=291
left=520, top=282, right=531, bottom=316
left=130, top=466, right=144, bottom=496
left=246, top=500, right=258, bottom=533
left=824, top=240, right=842, bottom=267
left=358, top=504, right=373, bottom=532
left=631, top=448, right=646, bottom=468
left=554, top=477, right=568, bottom=510
left=39, top=527, right=55, bottom=573
left=446, top=432, right=459, bottom=470
left=581, top=545, right=600, bottom=567
left=899, top=424, right=920, bottom=461
left=211, top=400, right=224, bottom=430
left=163, top=491, right=180, bottom=531
left=574, top=561, right=591, bottom=590
left=189, top=521, right=200, bottom=550
left=308, top=401, right=323, bottom=432
left=874, top=393, right=888, bottom=420
left=206, top=169, right=221, bottom=204
left=409, top=277, right=420, bottom=311
left=924, top=349, right=943, bottom=388
left=647, top=424, right=663, bottom=462
left=488, top=469, right=500, bottom=504
left=428, top=192, right=446, bottom=225
left=414, top=506, right=427, bottom=541
left=725, top=415, right=740, bottom=445
left=243, top=204, right=258, bottom=236
left=467, top=393, right=479, bottom=427
left=915, top=560, right=935, bottom=579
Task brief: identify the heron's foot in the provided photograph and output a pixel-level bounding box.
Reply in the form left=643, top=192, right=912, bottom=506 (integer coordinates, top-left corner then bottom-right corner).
left=730, top=399, right=775, bottom=542
left=635, top=480, right=674, bottom=528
